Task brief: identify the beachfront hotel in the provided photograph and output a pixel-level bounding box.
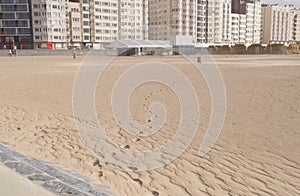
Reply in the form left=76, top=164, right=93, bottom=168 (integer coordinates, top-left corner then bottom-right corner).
left=261, top=4, right=300, bottom=45
left=0, top=0, right=33, bottom=49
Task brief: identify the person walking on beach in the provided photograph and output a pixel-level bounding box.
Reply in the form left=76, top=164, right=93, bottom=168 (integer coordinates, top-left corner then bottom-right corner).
left=13, top=45, right=17, bottom=56
left=8, top=49, right=12, bottom=57
left=72, top=48, right=76, bottom=58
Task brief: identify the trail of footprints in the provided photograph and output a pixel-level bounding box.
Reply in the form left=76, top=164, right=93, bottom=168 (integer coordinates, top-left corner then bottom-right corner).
left=0, top=105, right=299, bottom=195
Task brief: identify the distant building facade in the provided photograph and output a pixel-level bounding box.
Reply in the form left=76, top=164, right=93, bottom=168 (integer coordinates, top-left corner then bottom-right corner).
left=68, top=0, right=148, bottom=49
left=0, top=0, right=33, bottom=49
left=231, top=0, right=261, bottom=45
left=261, top=4, right=294, bottom=45
left=31, top=0, right=68, bottom=49
left=231, top=13, right=246, bottom=44
left=119, top=0, right=147, bottom=40
left=291, top=9, right=300, bottom=43
left=206, top=0, right=232, bottom=45
left=68, top=0, right=82, bottom=47
left=149, top=0, right=197, bottom=41
left=3, top=0, right=300, bottom=49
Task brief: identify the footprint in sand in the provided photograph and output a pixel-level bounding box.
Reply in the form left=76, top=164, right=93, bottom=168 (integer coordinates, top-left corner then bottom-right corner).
left=133, top=178, right=143, bottom=186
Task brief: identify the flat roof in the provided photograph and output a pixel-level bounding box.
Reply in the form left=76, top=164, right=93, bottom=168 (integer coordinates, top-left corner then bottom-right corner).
left=106, top=40, right=172, bottom=49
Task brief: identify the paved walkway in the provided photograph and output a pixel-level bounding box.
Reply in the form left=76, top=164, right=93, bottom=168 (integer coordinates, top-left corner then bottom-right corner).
left=0, top=143, right=110, bottom=196
left=0, top=163, right=54, bottom=196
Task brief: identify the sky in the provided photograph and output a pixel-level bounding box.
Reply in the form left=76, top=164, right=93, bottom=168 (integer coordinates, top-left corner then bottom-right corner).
left=262, top=0, right=300, bottom=8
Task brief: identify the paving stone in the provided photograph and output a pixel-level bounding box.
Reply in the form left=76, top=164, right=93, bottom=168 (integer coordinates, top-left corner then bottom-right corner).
left=60, top=185, right=87, bottom=196
left=52, top=171, right=84, bottom=185
left=4, top=161, right=20, bottom=169
left=15, top=162, right=41, bottom=175
left=0, top=143, right=111, bottom=196
left=27, top=174, right=55, bottom=182
left=72, top=181, right=94, bottom=193
left=24, top=159, right=60, bottom=175
left=88, top=189, right=110, bottom=196
left=42, top=180, right=86, bottom=196
left=0, top=144, right=26, bottom=159
left=0, top=153, right=17, bottom=163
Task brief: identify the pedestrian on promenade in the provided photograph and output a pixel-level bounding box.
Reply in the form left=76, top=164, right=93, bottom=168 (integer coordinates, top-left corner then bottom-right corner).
left=13, top=45, right=17, bottom=56
left=8, top=49, right=12, bottom=57
left=72, top=49, right=76, bottom=58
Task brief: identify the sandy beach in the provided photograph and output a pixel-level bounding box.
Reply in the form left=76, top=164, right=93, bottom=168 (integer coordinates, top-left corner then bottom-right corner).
left=0, top=55, right=299, bottom=195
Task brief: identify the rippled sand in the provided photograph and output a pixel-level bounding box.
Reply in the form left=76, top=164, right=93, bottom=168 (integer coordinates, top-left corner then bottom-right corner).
left=0, top=55, right=299, bottom=195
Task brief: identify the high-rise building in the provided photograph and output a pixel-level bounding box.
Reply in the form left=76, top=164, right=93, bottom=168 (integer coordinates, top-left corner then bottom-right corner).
left=291, top=9, right=300, bottom=43
left=31, top=0, right=68, bottom=49
left=142, top=0, right=148, bottom=40
left=231, top=0, right=261, bottom=45
left=89, top=0, right=118, bottom=47
left=118, top=0, right=146, bottom=40
left=196, top=0, right=232, bottom=45
left=196, top=0, right=207, bottom=43
left=85, top=0, right=148, bottom=48
left=149, top=0, right=234, bottom=45
left=29, top=0, right=148, bottom=49
left=0, top=0, right=33, bottom=49
left=231, top=13, right=246, bottom=44
left=81, top=0, right=91, bottom=45
left=149, top=0, right=197, bottom=41
left=261, top=4, right=294, bottom=45
left=68, top=0, right=82, bottom=47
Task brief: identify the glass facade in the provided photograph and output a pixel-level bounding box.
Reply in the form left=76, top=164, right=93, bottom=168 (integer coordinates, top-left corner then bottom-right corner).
left=0, top=0, right=33, bottom=49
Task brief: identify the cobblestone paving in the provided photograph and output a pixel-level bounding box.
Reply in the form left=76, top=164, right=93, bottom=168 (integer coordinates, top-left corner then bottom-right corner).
left=0, top=143, right=110, bottom=196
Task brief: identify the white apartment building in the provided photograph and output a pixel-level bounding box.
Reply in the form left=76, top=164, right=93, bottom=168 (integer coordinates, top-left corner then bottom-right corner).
left=149, top=0, right=234, bottom=45
left=222, top=0, right=232, bottom=44
left=81, top=0, right=91, bottom=44
left=68, top=1, right=82, bottom=46
left=31, top=0, right=68, bottom=49
left=252, top=0, right=261, bottom=44
left=261, top=4, right=294, bottom=45
left=32, top=0, right=147, bottom=49
left=91, top=0, right=118, bottom=46
left=244, top=0, right=261, bottom=45
left=149, top=0, right=197, bottom=41
left=142, top=0, right=148, bottom=40
left=90, top=0, right=148, bottom=48
left=119, top=0, right=146, bottom=40
left=231, top=13, right=246, bottom=44
left=196, top=0, right=232, bottom=45
left=196, top=0, right=207, bottom=43
left=291, top=9, right=300, bottom=42
left=204, top=0, right=231, bottom=45
left=231, top=0, right=261, bottom=46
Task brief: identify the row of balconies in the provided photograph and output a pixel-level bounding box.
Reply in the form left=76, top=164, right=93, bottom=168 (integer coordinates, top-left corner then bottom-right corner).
left=0, top=0, right=28, bottom=4
left=0, top=4, right=28, bottom=12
